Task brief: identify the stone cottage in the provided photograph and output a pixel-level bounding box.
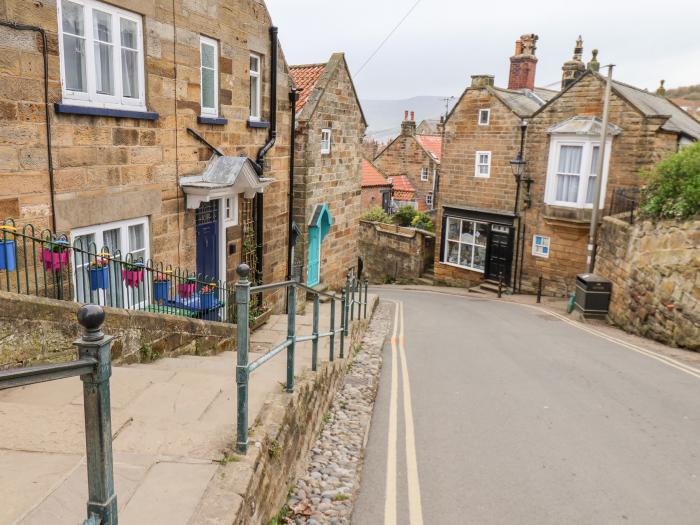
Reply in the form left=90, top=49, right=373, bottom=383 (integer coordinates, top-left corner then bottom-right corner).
left=289, top=53, right=367, bottom=289
left=0, top=0, right=295, bottom=308
left=361, top=159, right=391, bottom=212
left=374, top=111, right=442, bottom=212
left=435, top=34, right=700, bottom=295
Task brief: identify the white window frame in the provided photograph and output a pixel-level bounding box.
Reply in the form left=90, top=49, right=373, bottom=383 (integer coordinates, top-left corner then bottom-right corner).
left=425, top=192, right=433, bottom=207
left=544, top=137, right=611, bottom=209
left=443, top=217, right=488, bottom=273
left=200, top=36, right=219, bottom=117
left=475, top=151, right=491, bottom=178
left=249, top=53, right=262, bottom=120
left=321, top=129, right=332, bottom=155
left=57, top=0, right=146, bottom=110
left=478, top=108, right=490, bottom=126
left=532, top=235, right=551, bottom=258
left=223, top=195, right=238, bottom=228
left=420, top=167, right=429, bottom=181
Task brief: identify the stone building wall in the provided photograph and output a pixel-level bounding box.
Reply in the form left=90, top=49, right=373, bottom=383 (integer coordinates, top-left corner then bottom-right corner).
left=596, top=216, right=700, bottom=351
left=521, top=73, right=678, bottom=294
left=361, top=184, right=391, bottom=211
left=294, top=55, right=365, bottom=290
left=433, top=86, right=523, bottom=287
left=0, top=0, right=292, bottom=306
left=374, top=123, right=437, bottom=210
left=358, top=220, right=435, bottom=284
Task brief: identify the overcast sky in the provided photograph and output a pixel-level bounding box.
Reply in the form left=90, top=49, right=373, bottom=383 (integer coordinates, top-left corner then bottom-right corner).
left=265, top=0, right=700, bottom=101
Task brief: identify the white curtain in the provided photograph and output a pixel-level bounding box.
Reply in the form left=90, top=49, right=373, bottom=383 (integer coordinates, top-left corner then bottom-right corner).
left=120, top=19, right=139, bottom=98
left=586, top=146, right=600, bottom=204
left=556, top=145, right=582, bottom=202
left=61, top=1, right=87, bottom=92
left=93, top=11, right=113, bottom=95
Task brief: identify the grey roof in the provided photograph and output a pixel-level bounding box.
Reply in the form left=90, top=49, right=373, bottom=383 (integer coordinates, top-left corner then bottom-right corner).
left=611, top=80, right=700, bottom=139
left=489, top=86, right=556, bottom=118
left=548, top=116, right=622, bottom=136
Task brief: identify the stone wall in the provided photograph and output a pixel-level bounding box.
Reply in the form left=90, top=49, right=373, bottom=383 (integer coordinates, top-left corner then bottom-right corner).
left=596, top=216, right=700, bottom=350
left=359, top=221, right=435, bottom=283
left=293, top=54, right=366, bottom=290
left=361, top=184, right=390, bottom=211
left=0, top=0, right=292, bottom=308
left=0, top=290, right=235, bottom=368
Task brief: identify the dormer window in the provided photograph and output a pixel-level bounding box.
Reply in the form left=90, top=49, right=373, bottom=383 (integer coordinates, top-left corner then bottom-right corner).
left=478, top=109, right=490, bottom=126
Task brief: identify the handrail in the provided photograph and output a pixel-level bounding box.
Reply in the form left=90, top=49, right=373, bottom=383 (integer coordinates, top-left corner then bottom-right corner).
left=0, top=304, right=118, bottom=525
left=234, top=263, right=370, bottom=454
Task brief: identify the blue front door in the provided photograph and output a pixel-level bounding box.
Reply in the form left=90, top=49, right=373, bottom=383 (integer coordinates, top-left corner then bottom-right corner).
left=196, top=201, right=219, bottom=280
left=307, top=226, right=321, bottom=286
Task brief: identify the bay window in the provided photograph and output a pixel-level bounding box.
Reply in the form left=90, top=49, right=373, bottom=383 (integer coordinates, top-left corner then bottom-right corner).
left=444, top=217, right=488, bottom=272
left=545, top=139, right=610, bottom=208
left=57, top=0, right=145, bottom=109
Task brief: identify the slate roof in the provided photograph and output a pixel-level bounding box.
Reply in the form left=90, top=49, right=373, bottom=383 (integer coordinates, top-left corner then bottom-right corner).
left=361, top=159, right=390, bottom=188
left=489, top=86, right=558, bottom=118
left=289, top=63, right=326, bottom=112
left=415, top=134, right=443, bottom=162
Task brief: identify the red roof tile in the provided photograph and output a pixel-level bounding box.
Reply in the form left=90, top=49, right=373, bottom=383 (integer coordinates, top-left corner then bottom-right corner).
left=289, top=64, right=326, bottom=112
left=415, top=134, right=443, bottom=162
left=361, top=159, right=390, bottom=188
left=393, top=190, right=416, bottom=201
left=390, top=175, right=416, bottom=193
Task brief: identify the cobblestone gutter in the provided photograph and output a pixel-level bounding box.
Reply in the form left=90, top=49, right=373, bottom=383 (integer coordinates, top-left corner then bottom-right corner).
left=283, top=302, right=391, bottom=524
left=188, top=296, right=379, bottom=525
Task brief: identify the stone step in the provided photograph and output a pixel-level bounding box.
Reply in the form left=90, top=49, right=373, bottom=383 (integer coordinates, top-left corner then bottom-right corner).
left=414, top=277, right=434, bottom=286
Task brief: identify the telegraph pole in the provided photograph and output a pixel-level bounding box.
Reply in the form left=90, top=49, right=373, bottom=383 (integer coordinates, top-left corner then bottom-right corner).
left=586, top=64, right=614, bottom=274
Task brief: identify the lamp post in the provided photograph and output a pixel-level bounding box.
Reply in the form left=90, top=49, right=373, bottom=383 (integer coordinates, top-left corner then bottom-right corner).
left=510, top=121, right=530, bottom=294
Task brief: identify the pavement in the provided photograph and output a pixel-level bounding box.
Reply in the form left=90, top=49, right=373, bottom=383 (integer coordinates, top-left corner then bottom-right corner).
left=0, top=296, right=373, bottom=525
left=353, top=287, right=700, bottom=525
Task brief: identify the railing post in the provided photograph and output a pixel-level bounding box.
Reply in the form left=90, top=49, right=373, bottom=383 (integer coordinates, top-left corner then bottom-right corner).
left=498, top=272, right=503, bottom=298
left=329, top=298, right=336, bottom=362
left=537, top=275, right=543, bottom=304
left=340, top=290, right=346, bottom=359
left=344, top=274, right=351, bottom=338
left=350, top=275, right=356, bottom=321
left=74, top=305, right=117, bottom=525
left=286, top=283, right=296, bottom=392
left=311, top=293, right=319, bottom=372
left=235, top=264, right=251, bottom=454
left=364, top=279, right=369, bottom=319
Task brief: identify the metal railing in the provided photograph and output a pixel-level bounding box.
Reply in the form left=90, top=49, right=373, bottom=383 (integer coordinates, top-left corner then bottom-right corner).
left=0, top=305, right=117, bottom=525
left=234, top=264, right=369, bottom=454
left=608, top=187, right=640, bottom=224
left=0, top=220, right=235, bottom=323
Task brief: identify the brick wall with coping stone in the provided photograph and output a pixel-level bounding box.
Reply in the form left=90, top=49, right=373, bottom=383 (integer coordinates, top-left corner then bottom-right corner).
left=0, top=290, right=235, bottom=369
left=293, top=55, right=365, bottom=290
left=596, top=216, right=700, bottom=351
left=0, top=0, right=292, bottom=308
left=359, top=220, right=435, bottom=283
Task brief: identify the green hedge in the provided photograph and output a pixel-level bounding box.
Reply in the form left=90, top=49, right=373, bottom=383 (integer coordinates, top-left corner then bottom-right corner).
left=641, top=142, right=700, bottom=220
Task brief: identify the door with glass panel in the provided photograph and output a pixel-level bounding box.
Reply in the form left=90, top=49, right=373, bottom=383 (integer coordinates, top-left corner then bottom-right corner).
left=72, top=218, right=149, bottom=308
left=485, top=225, right=514, bottom=283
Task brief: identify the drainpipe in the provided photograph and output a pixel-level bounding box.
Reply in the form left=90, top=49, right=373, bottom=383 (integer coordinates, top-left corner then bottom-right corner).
left=0, top=20, right=56, bottom=231
left=286, top=88, right=298, bottom=281
left=253, top=26, right=278, bottom=283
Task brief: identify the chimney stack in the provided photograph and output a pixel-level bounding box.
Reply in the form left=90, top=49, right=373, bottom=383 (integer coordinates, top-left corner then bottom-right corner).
left=508, top=33, right=539, bottom=91
left=587, top=49, right=600, bottom=72
left=401, top=110, right=416, bottom=136
left=561, top=35, right=586, bottom=90
left=471, top=75, right=495, bottom=89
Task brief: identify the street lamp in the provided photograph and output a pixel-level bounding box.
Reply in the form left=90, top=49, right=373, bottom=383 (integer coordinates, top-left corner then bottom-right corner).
left=510, top=121, right=529, bottom=215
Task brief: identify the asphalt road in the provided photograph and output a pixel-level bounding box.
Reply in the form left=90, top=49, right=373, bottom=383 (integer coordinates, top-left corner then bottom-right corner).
left=353, top=289, right=700, bottom=525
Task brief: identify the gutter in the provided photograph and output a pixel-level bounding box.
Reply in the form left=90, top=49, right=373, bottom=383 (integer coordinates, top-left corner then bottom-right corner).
left=253, top=26, right=278, bottom=284
left=0, top=20, right=56, bottom=231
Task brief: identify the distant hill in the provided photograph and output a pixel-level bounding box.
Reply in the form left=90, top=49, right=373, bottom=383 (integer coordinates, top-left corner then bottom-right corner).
left=361, top=96, right=457, bottom=143
left=666, top=84, right=700, bottom=101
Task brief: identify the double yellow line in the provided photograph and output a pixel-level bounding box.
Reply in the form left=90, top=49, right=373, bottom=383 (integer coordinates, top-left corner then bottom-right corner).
left=385, top=301, right=424, bottom=525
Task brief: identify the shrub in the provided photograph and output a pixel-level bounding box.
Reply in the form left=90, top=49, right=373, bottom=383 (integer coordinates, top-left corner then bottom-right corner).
left=411, top=212, right=435, bottom=232
left=361, top=207, right=391, bottom=223
left=392, top=205, right=418, bottom=227
left=641, top=142, right=700, bottom=220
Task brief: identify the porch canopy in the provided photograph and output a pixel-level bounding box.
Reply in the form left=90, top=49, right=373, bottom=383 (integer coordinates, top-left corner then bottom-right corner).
left=179, top=155, right=275, bottom=209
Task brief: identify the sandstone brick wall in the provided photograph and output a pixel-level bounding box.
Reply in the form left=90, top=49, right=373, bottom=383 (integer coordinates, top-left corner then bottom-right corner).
left=0, top=290, right=235, bottom=369
left=596, top=216, right=700, bottom=351
left=293, top=55, right=365, bottom=290
left=374, top=131, right=437, bottom=209
left=0, top=0, right=292, bottom=304
left=520, top=73, right=677, bottom=294
left=360, top=185, right=390, bottom=211
left=359, top=220, right=435, bottom=283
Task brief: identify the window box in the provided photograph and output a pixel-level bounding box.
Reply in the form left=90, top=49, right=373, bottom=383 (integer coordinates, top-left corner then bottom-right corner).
left=153, top=278, right=170, bottom=303
left=89, top=261, right=110, bottom=290
left=57, top=0, right=146, bottom=111
left=40, top=239, right=71, bottom=272
left=0, top=239, right=16, bottom=272
left=121, top=261, right=145, bottom=287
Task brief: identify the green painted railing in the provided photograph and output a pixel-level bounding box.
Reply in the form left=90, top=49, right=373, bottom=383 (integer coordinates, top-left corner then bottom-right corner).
left=0, top=219, right=235, bottom=323
left=0, top=305, right=117, bottom=525
left=234, top=264, right=369, bottom=454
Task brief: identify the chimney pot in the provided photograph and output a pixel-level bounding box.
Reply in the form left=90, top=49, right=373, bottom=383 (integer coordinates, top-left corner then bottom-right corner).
left=410, top=111, right=415, bottom=122
left=404, top=110, right=409, bottom=121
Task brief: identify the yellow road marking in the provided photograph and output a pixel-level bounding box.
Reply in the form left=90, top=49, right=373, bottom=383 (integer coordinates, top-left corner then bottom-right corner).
left=384, top=301, right=399, bottom=525
left=397, top=301, right=424, bottom=525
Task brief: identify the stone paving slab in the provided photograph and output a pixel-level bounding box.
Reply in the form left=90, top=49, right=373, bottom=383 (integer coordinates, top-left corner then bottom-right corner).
left=0, top=296, right=374, bottom=524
